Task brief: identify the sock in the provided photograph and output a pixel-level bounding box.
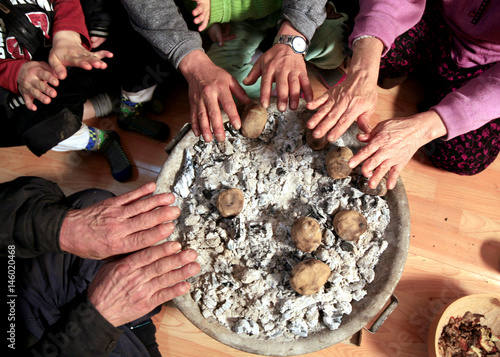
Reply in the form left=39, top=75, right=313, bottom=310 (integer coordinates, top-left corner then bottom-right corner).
left=85, top=127, right=132, bottom=182
left=89, top=93, right=114, bottom=117
left=118, top=96, right=170, bottom=141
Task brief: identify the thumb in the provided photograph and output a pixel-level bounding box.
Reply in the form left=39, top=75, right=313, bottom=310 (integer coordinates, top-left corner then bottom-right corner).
left=356, top=132, right=372, bottom=142
left=48, top=54, right=67, bottom=80
left=357, top=113, right=373, bottom=134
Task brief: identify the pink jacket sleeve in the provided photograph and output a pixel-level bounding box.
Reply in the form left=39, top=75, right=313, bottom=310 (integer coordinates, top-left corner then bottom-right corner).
left=349, top=0, right=426, bottom=56
left=431, top=63, right=500, bottom=140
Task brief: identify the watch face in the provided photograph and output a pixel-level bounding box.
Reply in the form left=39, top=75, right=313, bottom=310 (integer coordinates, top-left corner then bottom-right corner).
left=291, top=36, right=307, bottom=54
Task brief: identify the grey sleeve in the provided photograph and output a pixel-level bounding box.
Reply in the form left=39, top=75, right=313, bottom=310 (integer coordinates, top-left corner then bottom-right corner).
left=281, top=0, right=328, bottom=42
left=121, top=0, right=204, bottom=69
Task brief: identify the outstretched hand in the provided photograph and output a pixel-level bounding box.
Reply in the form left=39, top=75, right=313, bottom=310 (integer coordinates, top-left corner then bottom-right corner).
left=59, top=182, right=180, bottom=260
left=349, top=111, right=447, bottom=190
left=17, top=61, right=59, bottom=111
left=179, top=50, right=251, bottom=143
left=244, top=43, right=313, bottom=112
left=49, top=30, right=113, bottom=80
left=88, top=241, right=200, bottom=327
left=306, top=68, right=378, bottom=142
left=191, top=0, right=211, bottom=32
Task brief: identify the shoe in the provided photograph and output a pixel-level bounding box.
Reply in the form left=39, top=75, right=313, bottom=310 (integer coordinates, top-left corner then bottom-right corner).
left=118, top=99, right=170, bottom=141
left=97, top=130, right=132, bottom=182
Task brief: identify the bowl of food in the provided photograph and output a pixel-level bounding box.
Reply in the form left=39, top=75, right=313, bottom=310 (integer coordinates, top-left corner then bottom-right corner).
left=428, top=293, right=500, bottom=357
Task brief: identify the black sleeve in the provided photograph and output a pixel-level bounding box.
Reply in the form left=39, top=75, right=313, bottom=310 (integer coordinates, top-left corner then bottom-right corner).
left=26, top=292, right=123, bottom=356
left=0, top=176, right=72, bottom=258
left=80, top=0, right=112, bottom=38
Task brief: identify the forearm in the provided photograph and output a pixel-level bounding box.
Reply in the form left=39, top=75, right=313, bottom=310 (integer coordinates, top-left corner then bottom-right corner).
left=0, top=59, right=28, bottom=94
left=0, top=177, right=70, bottom=258
left=349, top=36, right=384, bottom=81
left=349, top=0, right=425, bottom=56
left=431, top=63, right=500, bottom=140
left=178, top=49, right=212, bottom=80
left=121, top=0, right=203, bottom=69
left=281, top=0, right=327, bottom=42
left=53, top=0, right=91, bottom=49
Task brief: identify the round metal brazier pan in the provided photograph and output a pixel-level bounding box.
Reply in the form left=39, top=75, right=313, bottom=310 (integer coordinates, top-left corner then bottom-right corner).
left=155, top=100, right=411, bottom=356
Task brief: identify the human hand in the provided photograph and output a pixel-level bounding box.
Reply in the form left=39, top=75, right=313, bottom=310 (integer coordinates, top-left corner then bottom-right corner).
left=349, top=111, right=447, bottom=190
left=243, top=21, right=313, bottom=112
left=305, top=69, right=378, bottom=142
left=306, top=36, right=384, bottom=142
left=192, top=0, right=210, bottom=32
left=244, top=43, right=312, bottom=112
left=179, top=50, right=251, bottom=143
left=90, top=36, right=107, bottom=49
left=59, top=182, right=180, bottom=260
left=17, top=61, right=59, bottom=111
left=49, top=30, right=113, bottom=79
left=87, top=241, right=200, bottom=327
left=207, top=23, right=236, bottom=47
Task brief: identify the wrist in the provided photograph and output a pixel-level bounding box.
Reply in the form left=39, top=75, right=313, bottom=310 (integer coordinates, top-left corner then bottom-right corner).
left=178, top=50, right=209, bottom=78
left=59, top=209, right=82, bottom=255
left=349, top=37, right=384, bottom=82
left=52, top=30, right=82, bottom=44
left=421, top=110, right=448, bottom=141
left=277, top=20, right=302, bottom=37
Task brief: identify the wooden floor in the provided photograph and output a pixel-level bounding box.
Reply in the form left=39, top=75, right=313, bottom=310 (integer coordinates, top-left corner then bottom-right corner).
left=2, top=71, right=499, bottom=357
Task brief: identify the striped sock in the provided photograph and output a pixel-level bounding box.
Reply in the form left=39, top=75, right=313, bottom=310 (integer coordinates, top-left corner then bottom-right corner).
left=85, top=127, right=132, bottom=182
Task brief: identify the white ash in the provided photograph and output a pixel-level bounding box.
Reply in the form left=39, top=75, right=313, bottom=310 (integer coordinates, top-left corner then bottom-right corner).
left=169, top=109, right=390, bottom=340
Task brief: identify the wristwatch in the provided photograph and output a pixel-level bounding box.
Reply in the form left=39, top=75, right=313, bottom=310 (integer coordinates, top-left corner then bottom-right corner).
left=273, top=35, right=308, bottom=55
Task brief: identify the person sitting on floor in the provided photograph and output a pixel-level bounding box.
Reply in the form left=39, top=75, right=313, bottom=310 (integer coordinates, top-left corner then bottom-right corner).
left=0, top=0, right=133, bottom=182
left=1, top=176, right=200, bottom=356
left=185, top=0, right=348, bottom=100
left=306, top=0, right=500, bottom=190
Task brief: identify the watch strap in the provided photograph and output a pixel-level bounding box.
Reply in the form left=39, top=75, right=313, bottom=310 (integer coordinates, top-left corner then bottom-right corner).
left=273, top=35, right=308, bottom=55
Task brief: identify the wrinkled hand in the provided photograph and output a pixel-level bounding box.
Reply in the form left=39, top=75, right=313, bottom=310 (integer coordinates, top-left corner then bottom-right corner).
left=207, top=23, right=236, bottom=47
left=179, top=50, right=251, bottom=143
left=17, top=61, right=59, bottom=111
left=349, top=111, right=447, bottom=190
left=306, top=69, right=378, bottom=142
left=191, top=0, right=210, bottom=31
left=244, top=44, right=313, bottom=112
left=88, top=241, right=200, bottom=327
left=90, top=36, right=107, bottom=49
left=59, top=182, right=180, bottom=260
left=49, top=30, right=113, bottom=79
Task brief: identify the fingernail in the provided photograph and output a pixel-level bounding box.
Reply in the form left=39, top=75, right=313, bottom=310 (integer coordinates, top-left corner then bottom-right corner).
left=202, top=134, right=212, bottom=142
left=278, top=104, right=286, bottom=112
left=348, top=161, right=355, bottom=168
left=218, top=42, right=223, bottom=47
left=188, top=262, right=200, bottom=274
left=171, top=206, right=181, bottom=216
left=170, top=241, right=181, bottom=251
left=215, top=134, right=225, bottom=142
left=186, top=250, right=198, bottom=260
left=262, top=101, right=269, bottom=108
